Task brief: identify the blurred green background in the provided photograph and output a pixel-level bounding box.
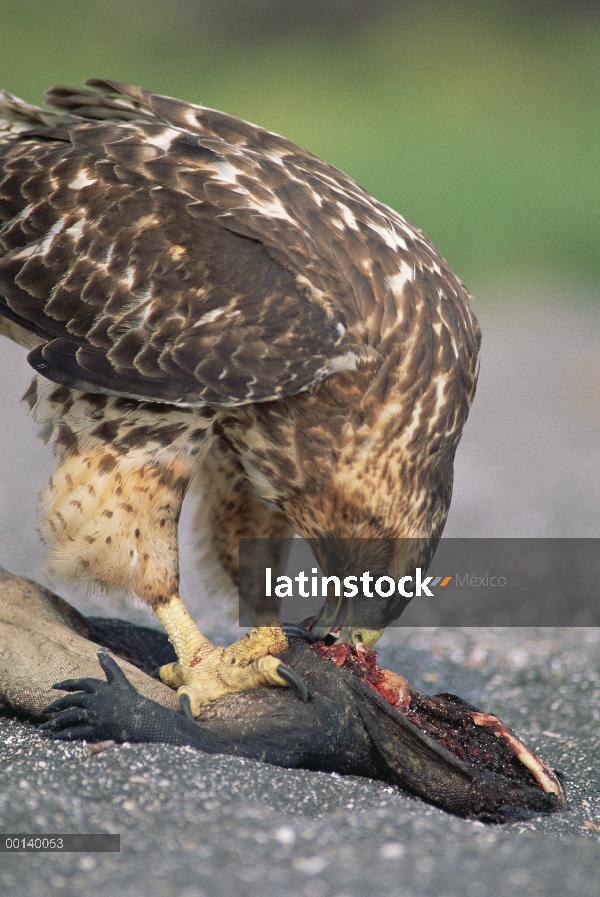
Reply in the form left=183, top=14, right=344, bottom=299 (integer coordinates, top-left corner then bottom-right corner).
left=0, top=0, right=598, bottom=290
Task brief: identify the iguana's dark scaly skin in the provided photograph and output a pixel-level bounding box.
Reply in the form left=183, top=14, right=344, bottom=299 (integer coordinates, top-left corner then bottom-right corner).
left=41, top=634, right=564, bottom=824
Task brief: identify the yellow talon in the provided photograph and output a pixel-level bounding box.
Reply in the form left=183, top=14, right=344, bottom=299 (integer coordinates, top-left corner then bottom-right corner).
left=157, top=661, right=184, bottom=689
left=154, top=597, right=306, bottom=715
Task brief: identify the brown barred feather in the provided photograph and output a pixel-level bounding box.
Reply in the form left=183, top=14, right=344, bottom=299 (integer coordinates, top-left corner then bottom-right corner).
left=0, top=81, right=480, bottom=622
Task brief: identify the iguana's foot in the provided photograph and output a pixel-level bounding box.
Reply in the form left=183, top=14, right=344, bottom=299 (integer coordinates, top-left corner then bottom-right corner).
left=154, top=596, right=307, bottom=718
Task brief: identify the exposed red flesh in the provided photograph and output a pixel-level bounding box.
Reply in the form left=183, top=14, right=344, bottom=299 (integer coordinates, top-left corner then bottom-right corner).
left=310, top=641, right=565, bottom=799
left=311, top=642, right=411, bottom=711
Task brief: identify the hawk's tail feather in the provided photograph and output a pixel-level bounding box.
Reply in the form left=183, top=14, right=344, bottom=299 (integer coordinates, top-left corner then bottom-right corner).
left=0, top=82, right=162, bottom=135
left=2, top=80, right=299, bottom=161
left=0, top=89, right=80, bottom=131
left=46, top=81, right=160, bottom=124
left=45, top=80, right=210, bottom=136
left=82, top=80, right=214, bottom=138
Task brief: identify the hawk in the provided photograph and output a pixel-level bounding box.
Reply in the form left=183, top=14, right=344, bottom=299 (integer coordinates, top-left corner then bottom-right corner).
left=0, top=80, right=480, bottom=716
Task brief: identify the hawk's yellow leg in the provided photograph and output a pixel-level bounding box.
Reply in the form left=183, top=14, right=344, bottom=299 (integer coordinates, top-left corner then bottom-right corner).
left=155, top=595, right=304, bottom=717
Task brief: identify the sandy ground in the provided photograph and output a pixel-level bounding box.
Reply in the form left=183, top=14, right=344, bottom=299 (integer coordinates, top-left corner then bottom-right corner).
left=0, top=282, right=599, bottom=896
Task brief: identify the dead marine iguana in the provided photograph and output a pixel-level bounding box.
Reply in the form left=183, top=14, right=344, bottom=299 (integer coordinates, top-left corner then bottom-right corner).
left=39, top=619, right=565, bottom=824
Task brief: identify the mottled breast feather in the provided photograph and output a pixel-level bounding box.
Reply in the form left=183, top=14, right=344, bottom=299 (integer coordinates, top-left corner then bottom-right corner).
left=0, top=80, right=479, bottom=409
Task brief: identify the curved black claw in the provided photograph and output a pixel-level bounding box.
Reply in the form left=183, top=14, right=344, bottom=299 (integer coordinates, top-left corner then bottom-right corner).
left=40, top=706, right=89, bottom=731
left=39, top=651, right=146, bottom=744
left=151, top=666, right=163, bottom=680
left=277, top=663, right=309, bottom=703
left=281, top=624, right=316, bottom=644
left=179, top=692, right=196, bottom=722
left=96, top=650, right=132, bottom=684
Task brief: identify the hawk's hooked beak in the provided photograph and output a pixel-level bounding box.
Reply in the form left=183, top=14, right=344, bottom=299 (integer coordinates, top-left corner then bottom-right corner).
left=309, top=591, right=385, bottom=648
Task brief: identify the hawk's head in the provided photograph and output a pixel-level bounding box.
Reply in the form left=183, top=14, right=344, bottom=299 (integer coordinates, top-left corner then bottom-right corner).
left=306, top=533, right=443, bottom=647
left=230, top=340, right=477, bottom=646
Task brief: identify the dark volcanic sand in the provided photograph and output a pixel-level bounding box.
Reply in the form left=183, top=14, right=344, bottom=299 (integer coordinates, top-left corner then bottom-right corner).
left=1, top=291, right=600, bottom=896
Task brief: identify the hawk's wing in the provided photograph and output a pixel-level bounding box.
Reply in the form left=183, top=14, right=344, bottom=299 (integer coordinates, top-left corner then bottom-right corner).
left=0, top=82, right=366, bottom=405
left=0, top=80, right=388, bottom=407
